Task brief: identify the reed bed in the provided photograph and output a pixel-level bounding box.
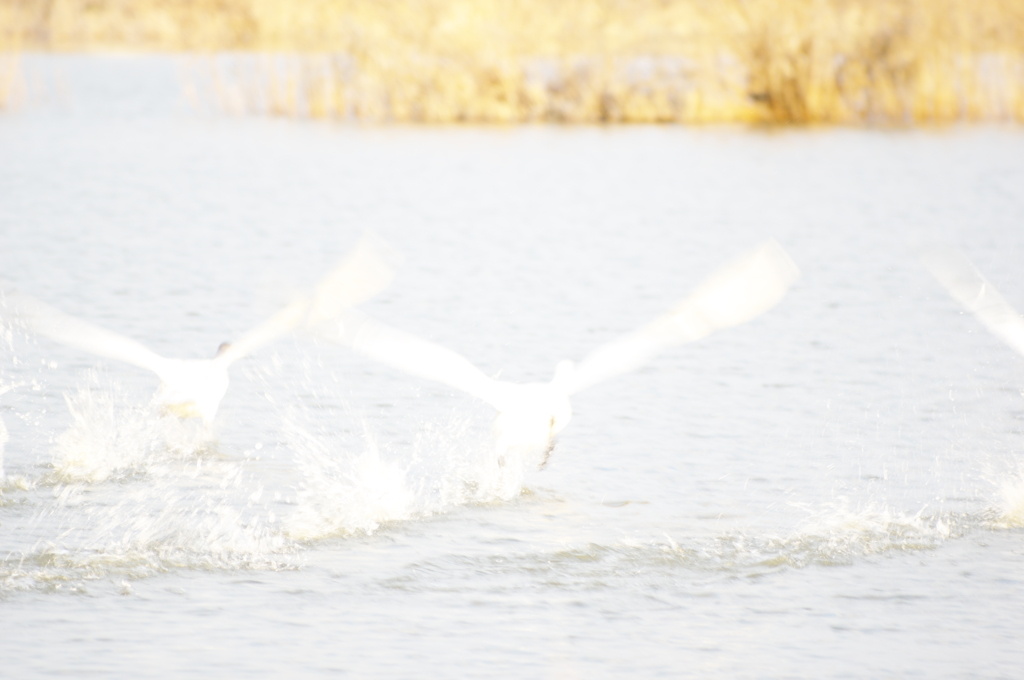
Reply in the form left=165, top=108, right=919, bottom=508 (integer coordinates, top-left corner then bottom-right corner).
left=4, top=0, right=1024, bottom=124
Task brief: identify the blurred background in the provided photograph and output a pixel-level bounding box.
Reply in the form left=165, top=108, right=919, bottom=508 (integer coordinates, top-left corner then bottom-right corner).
left=2, top=0, right=1023, bottom=124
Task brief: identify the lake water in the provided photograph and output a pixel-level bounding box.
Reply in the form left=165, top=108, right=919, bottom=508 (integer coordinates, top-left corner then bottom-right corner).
left=2, top=55, right=1024, bottom=678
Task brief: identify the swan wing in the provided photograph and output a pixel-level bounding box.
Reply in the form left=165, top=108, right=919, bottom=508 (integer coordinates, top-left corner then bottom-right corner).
left=565, top=239, right=800, bottom=395
left=922, top=247, right=1024, bottom=357
left=304, top=234, right=402, bottom=330
left=0, top=282, right=171, bottom=376
left=218, top=235, right=401, bottom=365
left=322, top=309, right=505, bottom=408
left=216, top=297, right=309, bottom=365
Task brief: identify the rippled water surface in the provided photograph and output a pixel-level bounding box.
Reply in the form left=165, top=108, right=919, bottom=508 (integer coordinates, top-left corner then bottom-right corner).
left=2, top=56, right=1024, bottom=678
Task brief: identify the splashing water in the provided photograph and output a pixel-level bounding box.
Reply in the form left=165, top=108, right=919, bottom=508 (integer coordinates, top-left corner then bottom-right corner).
left=2, top=371, right=554, bottom=593
left=49, top=373, right=215, bottom=484
left=730, top=501, right=961, bottom=570
left=282, top=405, right=538, bottom=541
left=5, top=357, right=1023, bottom=599
left=0, top=373, right=299, bottom=593
left=285, top=418, right=416, bottom=540
left=995, top=475, right=1024, bottom=528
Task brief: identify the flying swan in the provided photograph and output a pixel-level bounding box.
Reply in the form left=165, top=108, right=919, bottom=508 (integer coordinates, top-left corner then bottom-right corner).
left=317, top=240, right=800, bottom=467
left=0, top=236, right=398, bottom=425
left=0, top=414, right=6, bottom=481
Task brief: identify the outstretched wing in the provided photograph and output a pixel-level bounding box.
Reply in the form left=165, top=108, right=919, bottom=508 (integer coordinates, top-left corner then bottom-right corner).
left=0, top=281, right=170, bottom=377
left=321, top=309, right=507, bottom=408
left=218, top=234, right=401, bottom=365
left=215, top=297, right=309, bottom=365
left=922, top=247, right=1024, bottom=357
left=564, top=239, right=801, bottom=395
left=304, top=234, right=402, bottom=330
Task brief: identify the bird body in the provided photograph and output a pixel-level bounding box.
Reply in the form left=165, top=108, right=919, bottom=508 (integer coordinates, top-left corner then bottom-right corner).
left=150, top=357, right=231, bottom=422
left=486, top=373, right=573, bottom=466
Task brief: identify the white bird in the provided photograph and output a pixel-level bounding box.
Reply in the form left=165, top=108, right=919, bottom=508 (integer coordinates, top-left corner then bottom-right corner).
left=922, top=246, right=1024, bottom=356
left=0, top=414, right=7, bottom=481
left=1, top=236, right=399, bottom=425
left=318, top=240, right=800, bottom=467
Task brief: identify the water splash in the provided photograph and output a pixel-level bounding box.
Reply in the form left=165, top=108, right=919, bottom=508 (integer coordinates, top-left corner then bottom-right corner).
left=3, top=379, right=536, bottom=593
left=282, top=406, right=534, bottom=541
left=0, top=473, right=33, bottom=505
left=0, top=373, right=301, bottom=594
left=49, top=375, right=214, bottom=484
left=2, top=453, right=298, bottom=593
left=286, top=418, right=415, bottom=540
left=598, top=503, right=967, bottom=577
left=403, top=501, right=979, bottom=595
left=9, top=364, right=1021, bottom=596
left=994, top=474, right=1024, bottom=528
left=735, top=502, right=959, bottom=570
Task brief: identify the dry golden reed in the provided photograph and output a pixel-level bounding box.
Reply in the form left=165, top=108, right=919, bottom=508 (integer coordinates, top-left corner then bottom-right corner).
left=3, top=0, right=1024, bottom=124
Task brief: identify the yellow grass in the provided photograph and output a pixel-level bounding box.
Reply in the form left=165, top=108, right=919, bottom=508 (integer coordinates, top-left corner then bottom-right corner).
left=3, top=0, right=1024, bottom=124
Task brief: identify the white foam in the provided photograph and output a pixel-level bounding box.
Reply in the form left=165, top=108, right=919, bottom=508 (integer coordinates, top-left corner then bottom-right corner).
left=282, top=409, right=533, bottom=541
left=285, top=417, right=414, bottom=540
left=995, top=476, right=1024, bottom=527
left=49, top=374, right=213, bottom=484
left=640, top=501, right=967, bottom=574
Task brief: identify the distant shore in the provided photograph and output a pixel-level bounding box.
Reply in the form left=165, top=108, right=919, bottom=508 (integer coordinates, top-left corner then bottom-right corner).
left=2, top=0, right=1023, bottom=124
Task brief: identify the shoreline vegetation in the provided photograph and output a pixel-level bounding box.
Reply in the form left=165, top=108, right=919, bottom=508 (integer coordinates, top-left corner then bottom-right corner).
left=2, top=0, right=1024, bottom=124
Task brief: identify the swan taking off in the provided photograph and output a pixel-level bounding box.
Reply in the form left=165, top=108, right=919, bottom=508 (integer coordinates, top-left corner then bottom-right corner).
left=0, top=236, right=399, bottom=425
left=0, top=415, right=6, bottom=481
left=922, top=246, right=1024, bottom=357
left=318, top=240, right=800, bottom=467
